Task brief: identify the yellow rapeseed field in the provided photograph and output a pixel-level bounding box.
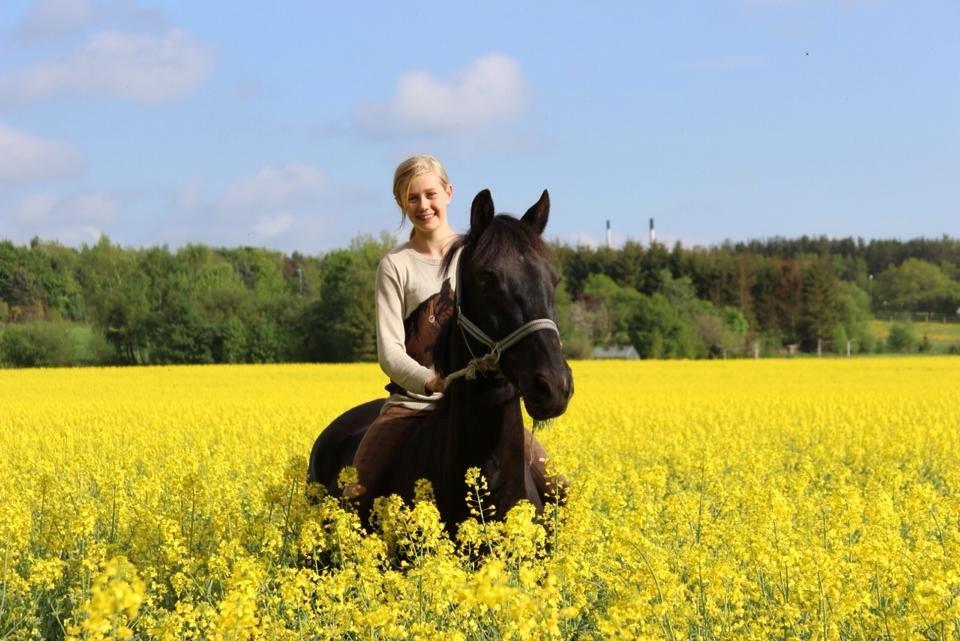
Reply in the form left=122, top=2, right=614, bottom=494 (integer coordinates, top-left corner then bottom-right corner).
left=2, top=358, right=959, bottom=640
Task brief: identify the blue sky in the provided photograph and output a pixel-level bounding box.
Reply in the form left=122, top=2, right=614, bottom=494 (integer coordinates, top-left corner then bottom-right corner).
left=1, top=0, right=957, bottom=254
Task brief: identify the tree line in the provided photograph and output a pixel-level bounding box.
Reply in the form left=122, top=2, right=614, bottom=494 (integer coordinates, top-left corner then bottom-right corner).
left=2, top=233, right=959, bottom=367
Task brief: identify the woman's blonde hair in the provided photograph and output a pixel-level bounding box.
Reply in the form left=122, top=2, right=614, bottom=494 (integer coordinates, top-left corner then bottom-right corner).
left=392, top=154, right=451, bottom=215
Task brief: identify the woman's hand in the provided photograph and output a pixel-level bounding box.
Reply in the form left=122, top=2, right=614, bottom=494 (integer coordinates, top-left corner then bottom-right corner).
left=425, top=373, right=446, bottom=395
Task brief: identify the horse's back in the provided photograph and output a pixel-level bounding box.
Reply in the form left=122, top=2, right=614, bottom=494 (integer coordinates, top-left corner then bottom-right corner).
left=308, top=399, right=385, bottom=494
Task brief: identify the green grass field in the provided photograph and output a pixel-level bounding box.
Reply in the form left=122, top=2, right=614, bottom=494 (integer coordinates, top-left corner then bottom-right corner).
left=869, top=319, right=960, bottom=352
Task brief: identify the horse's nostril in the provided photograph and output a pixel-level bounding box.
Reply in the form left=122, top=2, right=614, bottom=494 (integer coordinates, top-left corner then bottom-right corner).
left=533, top=374, right=554, bottom=398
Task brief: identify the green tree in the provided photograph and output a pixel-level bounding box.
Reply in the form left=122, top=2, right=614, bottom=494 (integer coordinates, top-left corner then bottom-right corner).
left=801, top=257, right=840, bottom=353
left=555, top=279, right=593, bottom=359
left=691, top=306, right=748, bottom=358
left=304, top=234, right=393, bottom=361
left=75, top=235, right=151, bottom=363
left=0, top=321, right=75, bottom=366
left=581, top=273, right=643, bottom=346
left=886, top=321, right=919, bottom=353
left=835, top=282, right=873, bottom=353
left=628, top=292, right=702, bottom=359
left=147, top=291, right=215, bottom=364
left=874, top=258, right=959, bottom=316
left=24, top=239, right=85, bottom=319
left=775, top=259, right=804, bottom=345
left=2, top=265, right=43, bottom=315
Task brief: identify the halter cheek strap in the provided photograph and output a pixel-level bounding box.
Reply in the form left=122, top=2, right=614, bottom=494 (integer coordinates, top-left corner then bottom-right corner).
left=444, top=256, right=560, bottom=385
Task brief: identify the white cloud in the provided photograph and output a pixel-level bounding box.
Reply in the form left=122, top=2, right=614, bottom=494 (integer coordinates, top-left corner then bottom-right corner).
left=7, top=190, right=118, bottom=248
left=253, top=213, right=295, bottom=239
left=0, top=122, right=83, bottom=183
left=353, top=53, right=530, bottom=135
left=15, top=193, right=60, bottom=224
left=15, top=0, right=95, bottom=41
left=49, top=224, right=104, bottom=245
left=70, top=191, right=119, bottom=223
left=152, top=164, right=329, bottom=249
left=220, top=163, right=326, bottom=212
left=14, top=0, right=167, bottom=42
left=14, top=190, right=120, bottom=225
left=0, top=28, right=216, bottom=106
left=174, top=175, right=208, bottom=212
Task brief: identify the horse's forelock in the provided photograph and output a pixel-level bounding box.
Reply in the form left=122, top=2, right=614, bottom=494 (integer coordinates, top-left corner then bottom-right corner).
left=453, top=215, right=546, bottom=275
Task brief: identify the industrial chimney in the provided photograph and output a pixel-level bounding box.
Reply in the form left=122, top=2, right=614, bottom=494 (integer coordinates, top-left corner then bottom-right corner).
left=606, top=220, right=612, bottom=248
left=649, top=218, right=656, bottom=245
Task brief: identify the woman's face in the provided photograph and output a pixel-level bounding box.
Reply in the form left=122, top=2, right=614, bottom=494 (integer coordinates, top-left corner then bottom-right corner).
left=404, top=172, right=453, bottom=236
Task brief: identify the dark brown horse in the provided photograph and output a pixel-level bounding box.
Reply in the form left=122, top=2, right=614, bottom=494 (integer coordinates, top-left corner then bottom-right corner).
left=308, top=189, right=573, bottom=529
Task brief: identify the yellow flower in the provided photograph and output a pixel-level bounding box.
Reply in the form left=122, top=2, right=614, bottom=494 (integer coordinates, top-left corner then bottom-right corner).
left=69, top=556, right=145, bottom=641
left=3, top=359, right=960, bottom=639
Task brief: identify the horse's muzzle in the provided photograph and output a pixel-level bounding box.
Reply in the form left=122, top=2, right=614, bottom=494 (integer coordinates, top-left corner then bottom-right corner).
left=520, top=362, right=573, bottom=420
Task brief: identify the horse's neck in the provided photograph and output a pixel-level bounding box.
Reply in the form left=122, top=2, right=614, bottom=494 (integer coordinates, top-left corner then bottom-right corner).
left=439, top=377, right=532, bottom=525
left=445, top=328, right=504, bottom=424
left=449, top=379, right=520, bottom=455
left=433, top=327, right=529, bottom=517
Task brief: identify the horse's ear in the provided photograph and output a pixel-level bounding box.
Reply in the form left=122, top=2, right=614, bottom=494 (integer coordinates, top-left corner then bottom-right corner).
left=471, top=189, right=495, bottom=232
left=521, top=189, right=550, bottom=235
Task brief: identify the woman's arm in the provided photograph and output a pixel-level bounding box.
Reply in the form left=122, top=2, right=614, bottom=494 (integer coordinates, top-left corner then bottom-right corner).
left=375, top=257, right=436, bottom=395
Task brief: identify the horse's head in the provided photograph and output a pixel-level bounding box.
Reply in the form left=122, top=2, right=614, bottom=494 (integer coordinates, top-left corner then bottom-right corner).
left=449, top=189, right=574, bottom=420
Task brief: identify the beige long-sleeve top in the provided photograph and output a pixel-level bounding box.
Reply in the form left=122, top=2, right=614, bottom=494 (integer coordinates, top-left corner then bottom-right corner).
left=376, top=242, right=459, bottom=410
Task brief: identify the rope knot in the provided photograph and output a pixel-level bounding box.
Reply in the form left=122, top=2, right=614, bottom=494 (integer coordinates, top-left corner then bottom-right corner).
left=463, top=351, right=501, bottom=380
left=445, top=351, right=502, bottom=385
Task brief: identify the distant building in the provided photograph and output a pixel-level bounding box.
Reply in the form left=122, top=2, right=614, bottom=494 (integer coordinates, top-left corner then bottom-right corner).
left=592, top=345, right=640, bottom=359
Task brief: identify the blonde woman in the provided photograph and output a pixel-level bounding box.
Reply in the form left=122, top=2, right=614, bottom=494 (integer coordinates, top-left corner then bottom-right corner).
left=347, top=155, right=461, bottom=505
